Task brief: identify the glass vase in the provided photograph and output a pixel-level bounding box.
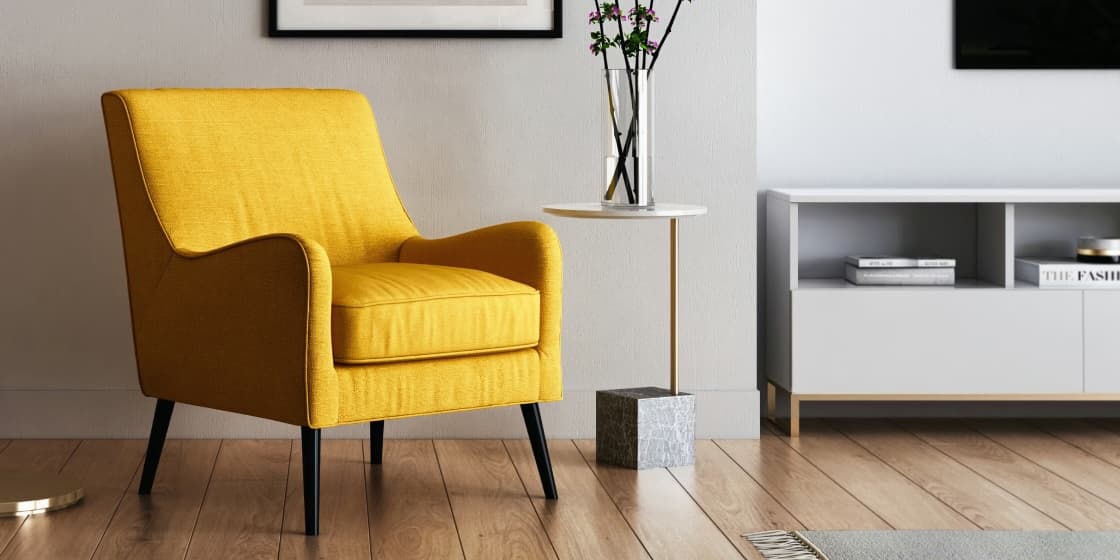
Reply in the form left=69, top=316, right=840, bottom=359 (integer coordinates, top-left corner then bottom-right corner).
left=601, top=69, right=654, bottom=208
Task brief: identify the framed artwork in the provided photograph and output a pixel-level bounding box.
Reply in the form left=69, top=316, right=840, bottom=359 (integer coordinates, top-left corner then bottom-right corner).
left=269, top=0, right=562, bottom=38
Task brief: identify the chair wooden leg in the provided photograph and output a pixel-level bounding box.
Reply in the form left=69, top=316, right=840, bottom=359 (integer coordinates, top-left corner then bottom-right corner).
left=301, top=427, right=321, bottom=536
left=139, top=399, right=175, bottom=495
left=520, top=403, right=557, bottom=500
left=369, top=421, right=384, bottom=465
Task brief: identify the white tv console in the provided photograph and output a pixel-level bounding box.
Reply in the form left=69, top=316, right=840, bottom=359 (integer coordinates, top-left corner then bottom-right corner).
left=765, top=188, right=1120, bottom=436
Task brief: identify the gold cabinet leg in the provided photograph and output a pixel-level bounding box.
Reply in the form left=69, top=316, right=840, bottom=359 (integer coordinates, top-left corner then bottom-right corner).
left=790, top=395, right=800, bottom=438
left=764, top=383, right=800, bottom=438
left=766, top=382, right=777, bottom=421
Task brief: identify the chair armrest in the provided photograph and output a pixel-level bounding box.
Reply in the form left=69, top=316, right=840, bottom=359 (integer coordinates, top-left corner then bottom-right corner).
left=134, top=233, right=337, bottom=427
left=399, top=221, right=561, bottom=292
left=399, top=221, right=563, bottom=401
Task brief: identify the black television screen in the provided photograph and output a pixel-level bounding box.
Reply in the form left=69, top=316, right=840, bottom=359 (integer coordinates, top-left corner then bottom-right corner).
left=955, top=0, right=1120, bottom=68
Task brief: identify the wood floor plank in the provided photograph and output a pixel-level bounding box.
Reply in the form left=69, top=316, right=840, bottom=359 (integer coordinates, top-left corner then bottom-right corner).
left=366, top=440, right=463, bottom=560
left=718, top=430, right=889, bottom=530
left=435, top=440, right=555, bottom=560
left=835, top=420, right=1064, bottom=530
left=1036, top=419, right=1120, bottom=469
left=0, top=440, right=80, bottom=556
left=92, top=440, right=221, bottom=560
left=973, top=420, right=1120, bottom=511
left=672, top=441, right=803, bottom=560
left=1, top=440, right=146, bottom=560
left=27, top=427, right=1120, bottom=558
left=280, top=440, right=371, bottom=560
left=573, top=440, right=744, bottom=560
left=784, top=422, right=976, bottom=530
left=506, top=439, right=649, bottom=560
left=0, top=441, right=72, bottom=468
left=906, top=421, right=1120, bottom=530
left=185, top=440, right=291, bottom=560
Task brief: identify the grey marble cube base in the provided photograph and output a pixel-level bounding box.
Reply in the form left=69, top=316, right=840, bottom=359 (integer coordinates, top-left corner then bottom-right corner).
left=596, top=387, right=696, bottom=470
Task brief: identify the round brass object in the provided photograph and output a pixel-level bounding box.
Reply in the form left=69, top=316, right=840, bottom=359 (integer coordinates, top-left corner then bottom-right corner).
left=1078, top=237, right=1120, bottom=255
left=1077, top=248, right=1120, bottom=257
left=0, top=471, right=84, bottom=516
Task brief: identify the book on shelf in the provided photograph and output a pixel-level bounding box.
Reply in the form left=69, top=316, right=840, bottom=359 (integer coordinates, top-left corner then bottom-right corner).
left=845, top=256, right=957, bottom=268
left=1016, top=257, right=1120, bottom=288
left=844, top=264, right=955, bottom=286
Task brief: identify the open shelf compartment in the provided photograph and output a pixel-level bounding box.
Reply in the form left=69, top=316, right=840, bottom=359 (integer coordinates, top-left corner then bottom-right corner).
left=790, top=202, right=1014, bottom=289
left=1015, top=203, right=1120, bottom=261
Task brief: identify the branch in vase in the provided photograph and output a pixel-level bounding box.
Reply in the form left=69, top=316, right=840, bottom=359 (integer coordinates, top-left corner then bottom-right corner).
left=632, top=0, right=641, bottom=71
left=648, top=0, right=686, bottom=72
left=611, top=3, right=640, bottom=199
left=613, top=9, right=637, bottom=104
left=601, top=73, right=636, bottom=203
left=601, top=0, right=685, bottom=189
left=590, top=0, right=686, bottom=202
left=607, top=113, right=638, bottom=193
left=642, top=0, right=655, bottom=69
left=591, top=3, right=636, bottom=203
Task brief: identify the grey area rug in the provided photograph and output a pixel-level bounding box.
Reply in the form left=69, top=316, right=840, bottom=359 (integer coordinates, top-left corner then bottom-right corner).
left=745, top=530, right=1120, bottom=560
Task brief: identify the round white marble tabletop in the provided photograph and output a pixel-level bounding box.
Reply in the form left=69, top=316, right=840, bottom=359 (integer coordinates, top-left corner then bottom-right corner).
left=542, top=202, right=708, bottom=220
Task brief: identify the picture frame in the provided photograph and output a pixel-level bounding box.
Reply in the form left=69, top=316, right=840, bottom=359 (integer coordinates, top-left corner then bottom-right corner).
left=269, top=0, right=563, bottom=38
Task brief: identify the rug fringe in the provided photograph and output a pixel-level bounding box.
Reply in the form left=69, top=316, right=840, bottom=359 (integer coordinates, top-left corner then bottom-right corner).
left=744, top=530, right=828, bottom=560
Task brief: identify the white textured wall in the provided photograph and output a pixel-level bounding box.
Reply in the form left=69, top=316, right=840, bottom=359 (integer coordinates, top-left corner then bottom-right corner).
left=759, top=0, right=1120, bottom=189
left=0, top=1, right=757, bottom=438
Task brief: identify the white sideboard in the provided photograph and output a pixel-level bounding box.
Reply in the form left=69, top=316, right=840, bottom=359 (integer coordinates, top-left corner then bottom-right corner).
left=765, top=188, right=1120, bottom=436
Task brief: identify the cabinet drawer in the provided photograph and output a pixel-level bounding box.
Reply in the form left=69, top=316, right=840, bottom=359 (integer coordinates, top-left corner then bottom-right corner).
left=1085, top=291, right=1120, bottom=393
left=791, top=289, right=1082, bottom=394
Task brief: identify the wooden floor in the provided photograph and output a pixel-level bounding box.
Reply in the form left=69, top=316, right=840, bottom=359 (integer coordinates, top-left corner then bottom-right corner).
left=5, top=419, right=1120, bottom=559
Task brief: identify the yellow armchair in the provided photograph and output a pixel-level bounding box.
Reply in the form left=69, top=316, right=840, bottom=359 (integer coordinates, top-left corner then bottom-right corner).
left=101, top=88, right=562, bottom=536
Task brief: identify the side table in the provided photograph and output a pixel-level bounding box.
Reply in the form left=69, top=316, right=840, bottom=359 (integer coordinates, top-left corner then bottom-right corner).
left=543, top=202, right=707, bottom=469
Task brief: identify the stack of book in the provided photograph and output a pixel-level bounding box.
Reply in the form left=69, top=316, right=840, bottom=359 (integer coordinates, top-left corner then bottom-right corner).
left=844, top=256, right=957, bottom=286
left=1016, top=257, right=1120, bottom=288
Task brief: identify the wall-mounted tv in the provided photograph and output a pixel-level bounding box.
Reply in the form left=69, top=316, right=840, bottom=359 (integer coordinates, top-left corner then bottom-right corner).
left=955, top=0, right=1120, bottom=69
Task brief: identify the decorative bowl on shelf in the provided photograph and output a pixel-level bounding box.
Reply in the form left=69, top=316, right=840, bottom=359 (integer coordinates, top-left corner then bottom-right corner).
left=1077, top=237, right=1120, bottom=264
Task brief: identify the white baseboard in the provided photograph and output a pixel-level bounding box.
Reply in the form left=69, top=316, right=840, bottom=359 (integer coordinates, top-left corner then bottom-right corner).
left=0, top=388, right=759, bottom=439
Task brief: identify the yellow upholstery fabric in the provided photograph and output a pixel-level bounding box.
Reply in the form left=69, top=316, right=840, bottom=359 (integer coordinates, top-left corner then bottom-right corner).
left=112, top=88, right=418, bottom=265
left=138, top=233, right=336, bottom=427
left=400, top=222, right=563, bottom=402
left=336, top=349, right=541, bottom=423
left=101, top=88, right=562, bottom=429
left=332, top=262, right=540, bottom=364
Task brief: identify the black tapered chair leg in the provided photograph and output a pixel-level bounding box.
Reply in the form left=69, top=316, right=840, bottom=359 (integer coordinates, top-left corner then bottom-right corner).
left=369, top=421, right=384, bottom=465
left=139, top=399, right=175, bottom=495
left=301, top=427, right=321, bottom=536
left=520, top=403, right=558, bottom=500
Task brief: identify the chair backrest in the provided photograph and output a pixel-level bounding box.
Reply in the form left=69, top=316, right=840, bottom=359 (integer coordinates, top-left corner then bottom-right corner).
left=102, top=88, right=418, bottom=269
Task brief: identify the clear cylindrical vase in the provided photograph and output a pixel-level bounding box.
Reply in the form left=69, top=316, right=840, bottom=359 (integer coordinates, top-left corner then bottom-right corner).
left=601, top=69, right=653, bottom=207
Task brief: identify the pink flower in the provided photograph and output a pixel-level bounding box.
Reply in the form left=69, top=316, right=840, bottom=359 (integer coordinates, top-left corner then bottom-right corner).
left=627, top=6, right=658, bottom=23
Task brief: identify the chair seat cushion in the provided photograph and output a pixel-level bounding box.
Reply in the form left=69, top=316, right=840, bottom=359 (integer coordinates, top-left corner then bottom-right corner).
left=336, top=348, right=542, bottom=422
left=331, top=262, right=540, bottom=364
